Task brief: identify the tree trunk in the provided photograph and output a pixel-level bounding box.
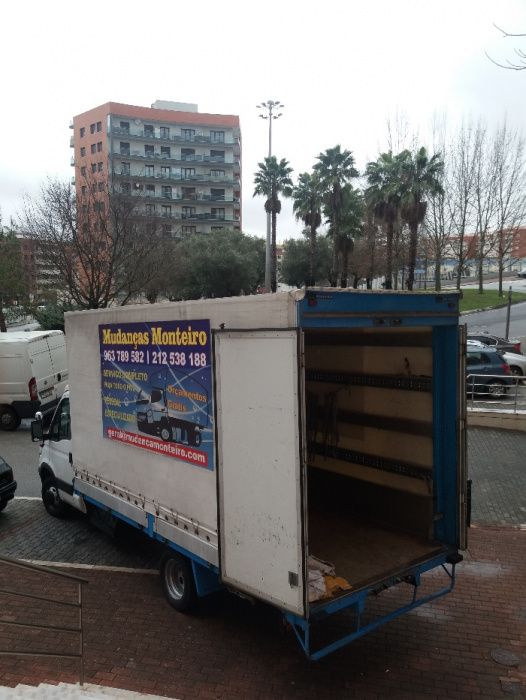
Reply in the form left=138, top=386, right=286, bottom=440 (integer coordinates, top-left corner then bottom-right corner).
left=498, top=259, right=504, bottom=297
left=366, top=277, right=372, bottom=290
left=385, top=221, right=394, bottom=290
left=271, top=209, right=277, bottom=293
left=340, top=245, right=348, bottom=288
left=434, top=255, right=442, bottom=291
left=329, top=231, right=339, bottom=287
left=477, top=251, right=484, bottom=294
left=308, top=223, right=316, bottom=286
left=407, top=221, right=418, bottom=292
left=0, top=298, right=6, bottom=333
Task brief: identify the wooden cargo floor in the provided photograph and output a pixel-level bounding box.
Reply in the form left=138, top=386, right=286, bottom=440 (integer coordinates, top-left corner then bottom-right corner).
left=308, top=509, right=444, bottom=592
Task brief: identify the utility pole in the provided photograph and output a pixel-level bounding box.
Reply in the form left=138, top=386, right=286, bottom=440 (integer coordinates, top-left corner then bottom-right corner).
left=257, top=100, right=284, bottom=292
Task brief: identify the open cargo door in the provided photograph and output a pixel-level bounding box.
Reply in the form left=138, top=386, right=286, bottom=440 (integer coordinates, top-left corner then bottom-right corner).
left=214, top=330, right=306, bottom=617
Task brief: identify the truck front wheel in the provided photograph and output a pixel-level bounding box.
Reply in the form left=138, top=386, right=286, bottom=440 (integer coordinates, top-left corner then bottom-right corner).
left=42, top=476, right=68, bottom=518
left=160, top=550, right=197, bottom=612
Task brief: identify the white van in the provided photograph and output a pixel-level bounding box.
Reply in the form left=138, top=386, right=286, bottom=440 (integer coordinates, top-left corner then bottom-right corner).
left=0, top=331, right=68, bottom=430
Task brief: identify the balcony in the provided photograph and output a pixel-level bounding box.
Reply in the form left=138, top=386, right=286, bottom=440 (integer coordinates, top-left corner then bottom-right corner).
left=111, top=125, right=238, bottom=146
left=69, top=119, right=74, bottom=129
left=136, top=211, right=240, bottom=223
left=70, top=135, right=74, bottom=148
left=124, top=191, right=239, bottom=204
left=112, top=149, right=237, bottom=166
left=113, top=170, right=240, bottom=186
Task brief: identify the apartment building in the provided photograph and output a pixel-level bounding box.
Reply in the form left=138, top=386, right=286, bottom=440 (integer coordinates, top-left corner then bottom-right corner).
left=70, top=100, right=241, bottom=238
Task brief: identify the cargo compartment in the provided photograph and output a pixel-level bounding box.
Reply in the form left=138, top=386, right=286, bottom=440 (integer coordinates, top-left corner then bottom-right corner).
left=303, top=327, right=445, bottom=603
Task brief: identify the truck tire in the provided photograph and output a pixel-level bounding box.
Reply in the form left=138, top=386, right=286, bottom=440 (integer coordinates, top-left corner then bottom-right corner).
left=487, top=380, right=506, bottom=399
left=42, top=476, right=68, bottom=518
left=160, top=550, right=197, bottom=612
left=160, top=421, right=171, bottom=442
left=188, top=428, right=201, bottom=447
left=0, top=407, right=21, bottom=431
left=0, top=500, right=8, bottom=513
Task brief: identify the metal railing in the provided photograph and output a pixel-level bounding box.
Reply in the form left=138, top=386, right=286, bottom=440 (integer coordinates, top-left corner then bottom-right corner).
left=467, top=373, right=526, bottom=413
left=0, top=555, right=88, bottom=686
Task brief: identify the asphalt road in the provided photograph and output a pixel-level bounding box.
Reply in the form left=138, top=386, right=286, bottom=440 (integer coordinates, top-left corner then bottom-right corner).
left=463, top=300, right=526, bottom=340
left=0, top=419, right=41, bottom=496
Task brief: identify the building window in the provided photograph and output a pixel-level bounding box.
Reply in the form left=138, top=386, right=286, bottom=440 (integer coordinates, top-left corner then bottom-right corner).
left=210, top=130, right=225, bottom=143
left=210, top=150, right=225, bottom=160
left=145, top=144, right=154, bottom=157
left=211, top=188, right=225, bottom=201
left=81, top=185, right=87, bottom=196
left=161, top=146, right=171, bottom=158
left=161, top=205, right=172, bottom=218
left=80, top=127, right=85, bottom=138
left=121, top=182, right=131, bottom=194
left=144, top=124, right=154, bottom=137
left=91, top=183, right=97, bottom=194
left=90, top=123, right=96, bottom=134
left=182, top=225, right=196, bottom=235
left=211, top=226, right=224, bottom=231
left=96, top=121, right=102, bottom=132
left=81, top=166, right=87, bottom=176
left=160, top=126, right=170, bottom=139
left=182, top=206, right=196, bottom=219
left=162, top=186, right=172, bottom=199
left=121, top=162, right=130, bottom=175
left=80, top=147, right=86, bottom=157
left=91, top=163, right=97, bottom=173
left=211, top=208, right=225, bottom=220
left=120, top=142, right=130, bottom=156
left=211, top=170, right=225, bottom=178
left=181, top=148, right=195, bottom=160
left=182, top=168, right=195, bottom=178
left=145, top=165, right=154, bottom=177
left=120, top=121, right=130, bottom=133
left=97, top=142, right=102, bottom=152
left=146, top=184, right=155, bottom=196
left=182, top=187, right=196, bottom=200
left=97, top=162, right=103, bottom=172
left=98, top=181, right=104, bottom=192
left=162, top=224, right=172, bottom=237
left=82, top=204, right=88, bottom=214
left=161, top=166, right=170, bottom=178
left=145, top=203, right=154, bottom=215
left=181, top=129, right=195, bottom=141
left=91, top=144, right=96, bottom=154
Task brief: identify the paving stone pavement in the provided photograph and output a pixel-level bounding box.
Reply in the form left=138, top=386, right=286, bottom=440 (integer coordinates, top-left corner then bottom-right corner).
left=468, top=427, right=526, bottom=527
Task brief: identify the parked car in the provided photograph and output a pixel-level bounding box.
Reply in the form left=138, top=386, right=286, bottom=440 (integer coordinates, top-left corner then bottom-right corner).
left=466, top=345, right=514, bottom=398
left=0, top=456, right=17, bottom=512
left=467, top=333, right=522, bottom=355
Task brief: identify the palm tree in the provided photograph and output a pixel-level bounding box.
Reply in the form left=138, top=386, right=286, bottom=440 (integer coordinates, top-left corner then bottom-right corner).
left=314, top=146, right=359, bottom=286
left=364, top=151, right=406, bottom=290
left=292, top=172, right=323, bottom=285
left=399, top=147, right=444, bottom=291
left=253, top=156, right=293, bottom=292
left=326, top=185, right=364, bottom=287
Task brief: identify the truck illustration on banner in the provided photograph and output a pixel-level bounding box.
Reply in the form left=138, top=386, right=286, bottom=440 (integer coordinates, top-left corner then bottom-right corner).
left=135, top=367, right=209, bottom=447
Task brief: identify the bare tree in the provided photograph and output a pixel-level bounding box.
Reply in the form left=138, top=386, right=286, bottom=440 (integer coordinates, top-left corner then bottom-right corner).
left=486, top=25, right=526, bottom=71
left=447, top=121, right=480, bottom=290
left=491, top=121, right=526, bottom=294
left=21, top=177, right=170, bottom=309
left=472, top=125, right=498, bottom=293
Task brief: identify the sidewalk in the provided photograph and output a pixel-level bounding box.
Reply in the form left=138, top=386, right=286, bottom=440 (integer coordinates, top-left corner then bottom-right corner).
left=0, top=526, right=523, bottom=700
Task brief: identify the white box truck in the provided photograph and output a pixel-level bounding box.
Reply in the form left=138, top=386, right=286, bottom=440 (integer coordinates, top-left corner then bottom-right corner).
left=31, top=290, right=467, bottom=660
left=0, top=331, right=67, bottom=430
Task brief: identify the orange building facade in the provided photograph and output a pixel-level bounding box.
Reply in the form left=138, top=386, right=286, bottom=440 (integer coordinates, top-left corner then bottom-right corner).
left=70, top=101, right=242, bottom=238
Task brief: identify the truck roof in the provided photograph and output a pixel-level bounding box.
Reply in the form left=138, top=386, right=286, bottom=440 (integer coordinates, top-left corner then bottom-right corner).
left=0, top=330, right=64, bottom=344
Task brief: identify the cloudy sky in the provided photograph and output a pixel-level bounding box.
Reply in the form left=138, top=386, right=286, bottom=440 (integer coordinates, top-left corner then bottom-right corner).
left=1, top=0, right=525, bottom=240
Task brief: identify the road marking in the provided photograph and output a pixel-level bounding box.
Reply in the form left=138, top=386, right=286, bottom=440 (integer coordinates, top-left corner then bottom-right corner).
left=19, top=559, right=158, bottom=575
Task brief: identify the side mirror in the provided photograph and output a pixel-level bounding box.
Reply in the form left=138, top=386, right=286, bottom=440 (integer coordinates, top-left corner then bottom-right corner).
left=31, top=418, right=44, bottom=443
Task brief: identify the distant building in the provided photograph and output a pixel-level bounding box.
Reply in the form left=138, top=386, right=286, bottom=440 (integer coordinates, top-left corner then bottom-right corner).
left=70, top=101, right=242, bottom=239
left=17, top=234, right=63, bottom=301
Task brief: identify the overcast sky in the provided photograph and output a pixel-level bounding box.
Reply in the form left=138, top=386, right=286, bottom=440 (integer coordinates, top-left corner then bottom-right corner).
left=1, top=0, right=525, bottom=241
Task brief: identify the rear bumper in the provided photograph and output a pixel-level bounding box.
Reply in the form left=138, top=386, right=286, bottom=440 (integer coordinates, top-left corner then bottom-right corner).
left=12, top=397, right=59, bottom=419
left=0, top=480, right=17, bottom=503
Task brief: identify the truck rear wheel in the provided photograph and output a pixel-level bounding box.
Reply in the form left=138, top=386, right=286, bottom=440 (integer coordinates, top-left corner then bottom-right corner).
left=0, top=407, right=21, bottom=431
left=160, top=550, right=197, bottom=612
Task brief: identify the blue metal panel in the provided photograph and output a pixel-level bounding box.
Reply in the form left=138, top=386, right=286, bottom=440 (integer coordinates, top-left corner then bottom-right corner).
left=298, top=290, right=460, bottom=329
left=191, top=560, right=222, bottom=597
left=79, top=492, right=220, bottom=576
left=432, top=325, right=460, bottom=546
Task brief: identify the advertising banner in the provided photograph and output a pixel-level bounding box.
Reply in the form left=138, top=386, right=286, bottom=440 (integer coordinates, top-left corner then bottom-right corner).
left=99, top=320, right=214, bottom=470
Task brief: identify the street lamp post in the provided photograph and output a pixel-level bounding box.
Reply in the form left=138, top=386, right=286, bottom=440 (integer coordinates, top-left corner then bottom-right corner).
left=257, top=100, right=284, bottom=292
